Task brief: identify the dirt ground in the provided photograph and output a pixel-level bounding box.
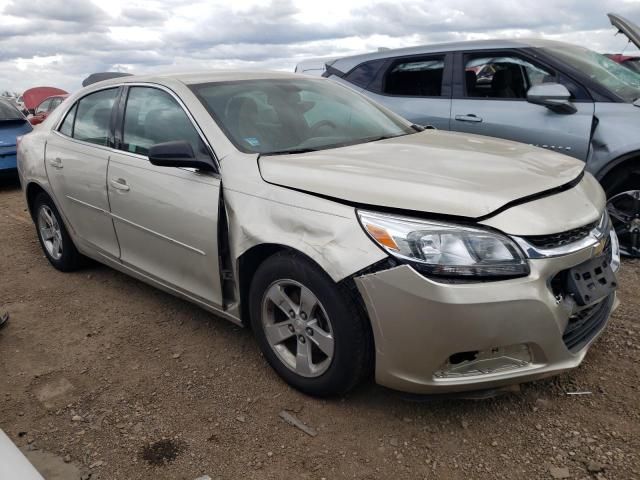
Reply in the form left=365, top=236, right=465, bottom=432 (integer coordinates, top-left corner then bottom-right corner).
left=1, top=178, right=639, bottom=480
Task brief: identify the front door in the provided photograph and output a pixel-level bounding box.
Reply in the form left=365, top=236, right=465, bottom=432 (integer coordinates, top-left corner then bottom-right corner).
left=107, top=85, right=223, bottom=307
left=45, top=88, right=121, bottom=258
left=450, top=51, right=594, bottom=160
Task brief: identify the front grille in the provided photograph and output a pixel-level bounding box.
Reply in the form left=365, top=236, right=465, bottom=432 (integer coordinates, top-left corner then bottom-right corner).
left=524, top=221, right=597, bottom=249
left=563, top=294, right=614, bottom=352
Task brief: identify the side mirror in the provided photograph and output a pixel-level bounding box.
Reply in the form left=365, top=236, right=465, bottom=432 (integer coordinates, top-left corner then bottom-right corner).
left=148, top=141, right=215, bottom=172
left=526, top=83, right=577, bottom=114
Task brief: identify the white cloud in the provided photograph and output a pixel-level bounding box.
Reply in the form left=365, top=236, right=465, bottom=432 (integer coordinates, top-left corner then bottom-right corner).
left=0, top=0, right=639, bottom=93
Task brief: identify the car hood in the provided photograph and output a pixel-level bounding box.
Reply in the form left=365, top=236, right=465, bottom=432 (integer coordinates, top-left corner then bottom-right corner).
left=258, top=130, right=585, bottom=219
left=608, top=13, right=640, bottom=50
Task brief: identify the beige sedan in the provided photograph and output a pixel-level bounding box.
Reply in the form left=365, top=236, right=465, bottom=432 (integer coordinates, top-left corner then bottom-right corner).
left=17, top=71, right=620, bottom=396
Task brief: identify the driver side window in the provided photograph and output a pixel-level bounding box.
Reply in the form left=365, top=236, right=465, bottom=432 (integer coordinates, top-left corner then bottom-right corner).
left=464, top=55, right=555, bottom=99
left=122, top=87, right=209, bottom=158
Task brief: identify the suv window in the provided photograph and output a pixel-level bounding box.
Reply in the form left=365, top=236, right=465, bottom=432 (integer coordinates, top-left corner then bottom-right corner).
left=383, top=56, right=445, bottom=97
left=73, top=89, right=118, bottom=146
left=464, top=55, right=554, bottom=99
left=122, top=87, right=207, bottom=157
left=344, top=59, right=386, bottom=89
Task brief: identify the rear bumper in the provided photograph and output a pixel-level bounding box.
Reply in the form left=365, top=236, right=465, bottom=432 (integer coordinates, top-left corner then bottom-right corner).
left=355, top=247, right=618, bottom=395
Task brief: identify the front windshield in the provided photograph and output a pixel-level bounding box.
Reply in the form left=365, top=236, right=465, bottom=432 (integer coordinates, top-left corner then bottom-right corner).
left=543, top=45, right=640, bottom=102
left=191, top=78, right=415, bottom=155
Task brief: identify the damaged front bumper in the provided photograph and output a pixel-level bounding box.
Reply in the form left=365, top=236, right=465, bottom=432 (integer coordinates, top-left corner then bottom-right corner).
left=355, top=246, right=618, bottom=395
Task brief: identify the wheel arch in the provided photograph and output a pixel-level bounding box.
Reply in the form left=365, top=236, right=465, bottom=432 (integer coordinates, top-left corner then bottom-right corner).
left=238, top=242, right=377, bottom=390
left=25, top=181, right=49, bottom=220
left=596, top=151, right=640, bottom=192
left=236, top=243, right=327, bottom=326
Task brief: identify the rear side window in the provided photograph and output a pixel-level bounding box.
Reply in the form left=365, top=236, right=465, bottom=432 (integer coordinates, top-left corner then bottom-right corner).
left=383, top=56, right=445, bottom=96
left=58, top=103, right=77, bottom=137
left=73, top=89, right=118, bottom=146
left=122, top=87, right=207, bottom=158
left=344, top=59, right=386, bottom=89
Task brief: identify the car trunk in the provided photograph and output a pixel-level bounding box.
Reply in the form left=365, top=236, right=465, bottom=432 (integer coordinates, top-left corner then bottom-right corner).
left=608, top=13, right=640, bottom=50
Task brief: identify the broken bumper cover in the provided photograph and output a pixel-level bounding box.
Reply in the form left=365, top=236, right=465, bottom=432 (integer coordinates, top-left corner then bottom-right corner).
left=355, top=248, right=618, bottom=395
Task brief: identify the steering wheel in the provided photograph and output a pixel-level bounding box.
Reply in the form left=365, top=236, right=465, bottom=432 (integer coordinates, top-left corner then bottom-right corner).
left=309, top=120, right=337, bottom=136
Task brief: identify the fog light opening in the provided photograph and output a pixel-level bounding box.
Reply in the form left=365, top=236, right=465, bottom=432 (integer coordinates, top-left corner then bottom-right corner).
left=449, top=351, right=479, bottom=365
left=434, top=344, right=533, bottom=379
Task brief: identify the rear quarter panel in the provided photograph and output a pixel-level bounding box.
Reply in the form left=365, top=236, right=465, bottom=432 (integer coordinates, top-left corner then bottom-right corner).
left=17, top=122, right=51, bottom=204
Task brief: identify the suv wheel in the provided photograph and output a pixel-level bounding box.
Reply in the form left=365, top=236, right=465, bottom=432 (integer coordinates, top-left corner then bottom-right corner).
left=605, top=169, right=640, bottom=257
left=34, top=193, right=84, bottom=271
left=249, top=251, right=372, bottom=396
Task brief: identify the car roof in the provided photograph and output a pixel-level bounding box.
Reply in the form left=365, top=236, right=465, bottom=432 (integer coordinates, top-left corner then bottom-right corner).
left=87, top=70, right=303, bottom=89
left=328, top=38, right=575, bottom=74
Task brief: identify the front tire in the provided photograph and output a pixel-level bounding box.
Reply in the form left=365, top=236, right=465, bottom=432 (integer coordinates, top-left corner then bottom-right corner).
left=33, top=192, right=84, bottom=271
left=604, top=167, right=640, bottom=257
left=249, top=251, right=372, bottom=397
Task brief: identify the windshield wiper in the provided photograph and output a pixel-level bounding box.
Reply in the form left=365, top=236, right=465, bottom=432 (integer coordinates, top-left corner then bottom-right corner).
left=264, top=147, right=321, bottom=156
left=363, top=135, right=393, bottom=143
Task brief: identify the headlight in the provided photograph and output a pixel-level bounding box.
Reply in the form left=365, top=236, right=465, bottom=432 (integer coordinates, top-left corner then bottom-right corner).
left=357, top=210, right=529, bottom=279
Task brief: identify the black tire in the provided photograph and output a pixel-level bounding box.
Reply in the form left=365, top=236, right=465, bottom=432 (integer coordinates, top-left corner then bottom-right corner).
left=33, top=192, right=84, bottom=271
left=249, top=251, right=372, bottom=397
left=603, top=165, right=640, bottom=257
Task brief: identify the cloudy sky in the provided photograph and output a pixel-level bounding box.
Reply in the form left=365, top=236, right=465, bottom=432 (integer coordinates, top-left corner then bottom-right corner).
left=1, top=0, right=640, bottom=93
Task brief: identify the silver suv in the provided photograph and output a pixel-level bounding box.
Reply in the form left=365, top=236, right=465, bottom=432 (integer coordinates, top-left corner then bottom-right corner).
left=318, top=18, right=640, bottom=258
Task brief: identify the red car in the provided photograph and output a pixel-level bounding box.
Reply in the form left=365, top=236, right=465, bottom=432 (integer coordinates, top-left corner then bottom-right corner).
left=28, top=94, right=68, bottom=126
left=606, top=54, right=640, bottom=73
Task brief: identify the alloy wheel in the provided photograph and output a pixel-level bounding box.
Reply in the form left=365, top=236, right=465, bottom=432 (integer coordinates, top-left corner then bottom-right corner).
left=37, top=205, right=63, bottom=260
left=261, top=279, right=334, bottom=378
left=607, top=189, right=640, bottom=257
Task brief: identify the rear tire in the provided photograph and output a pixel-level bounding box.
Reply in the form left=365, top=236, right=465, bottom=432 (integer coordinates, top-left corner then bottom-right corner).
left=249, top=251, right=372, bottom=397
left=33, top=192, right=84, bottom=271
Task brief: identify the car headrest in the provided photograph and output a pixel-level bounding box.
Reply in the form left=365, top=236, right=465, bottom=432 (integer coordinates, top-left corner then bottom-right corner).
left=492, top=69, right=513, bottom=90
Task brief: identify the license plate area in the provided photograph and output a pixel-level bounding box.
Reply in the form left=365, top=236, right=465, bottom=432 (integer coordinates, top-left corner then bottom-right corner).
left=566, top=254, right=617, bottom=306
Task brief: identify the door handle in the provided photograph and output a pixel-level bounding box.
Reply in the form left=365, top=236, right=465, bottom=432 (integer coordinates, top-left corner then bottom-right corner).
left=48, top=157, right=63, bottom=169
left=455, top=114, right=483, bottom=123
left=110, top=178, right=130, bottom=192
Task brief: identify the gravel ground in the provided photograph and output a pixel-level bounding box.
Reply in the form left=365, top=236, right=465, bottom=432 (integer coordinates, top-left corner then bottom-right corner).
left=1, top=178, right=639, bottom=480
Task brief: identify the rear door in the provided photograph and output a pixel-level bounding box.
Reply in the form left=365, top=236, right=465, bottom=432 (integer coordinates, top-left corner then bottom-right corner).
left=107, top=85, right=223, bottom=307
left=450, top=50, right=594, bottom=160
left=45, top=88, right=121, bottom=258
left=354, top=53, right=453, bottom=129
